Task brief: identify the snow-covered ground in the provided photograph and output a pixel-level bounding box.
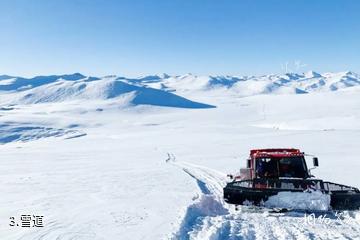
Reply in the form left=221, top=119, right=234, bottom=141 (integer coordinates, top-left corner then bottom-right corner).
left=1, top=72, right=360, bottom=239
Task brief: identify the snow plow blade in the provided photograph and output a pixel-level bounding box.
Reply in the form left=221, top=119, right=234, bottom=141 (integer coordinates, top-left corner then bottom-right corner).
left=223, top=179, right=360, bottom=210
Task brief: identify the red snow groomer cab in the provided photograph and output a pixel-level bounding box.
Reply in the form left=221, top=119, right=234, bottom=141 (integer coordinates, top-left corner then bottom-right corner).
left=223, top=148, right=360, bottom=210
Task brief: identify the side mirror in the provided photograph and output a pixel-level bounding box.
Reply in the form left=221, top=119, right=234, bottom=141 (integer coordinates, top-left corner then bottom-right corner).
left=247, top=159, right=251, bottom=168
left=313, top=157, right=319, bottom=167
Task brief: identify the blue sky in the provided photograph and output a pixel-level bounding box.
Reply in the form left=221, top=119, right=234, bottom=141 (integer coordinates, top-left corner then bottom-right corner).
left=0, top=0, right=359, bottom=77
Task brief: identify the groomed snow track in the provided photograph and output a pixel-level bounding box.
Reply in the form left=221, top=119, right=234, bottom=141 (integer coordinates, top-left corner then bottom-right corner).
left=170, top=160, right=360, bottom=240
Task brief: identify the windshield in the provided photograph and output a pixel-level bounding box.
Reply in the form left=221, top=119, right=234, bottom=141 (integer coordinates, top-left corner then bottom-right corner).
left=255, top=156, right=308, bottom=179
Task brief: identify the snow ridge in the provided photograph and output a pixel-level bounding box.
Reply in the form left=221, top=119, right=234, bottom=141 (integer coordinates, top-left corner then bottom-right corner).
left=1, top=71, right=359, bottom=100
left=125, top=71, right=360, bottom=96
left=0, top=76, right=215, bottom=109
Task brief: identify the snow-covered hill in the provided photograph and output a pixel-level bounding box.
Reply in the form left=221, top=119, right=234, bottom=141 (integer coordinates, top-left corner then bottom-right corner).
left=127, top=71, right=360, bottom=96
left=0, top=75, right=214, bottom=109
left=1, top=71, right=359, bottom=102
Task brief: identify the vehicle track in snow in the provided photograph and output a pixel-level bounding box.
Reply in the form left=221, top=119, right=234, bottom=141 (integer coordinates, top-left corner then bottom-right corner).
left=169, top=158, right=360, bottom=240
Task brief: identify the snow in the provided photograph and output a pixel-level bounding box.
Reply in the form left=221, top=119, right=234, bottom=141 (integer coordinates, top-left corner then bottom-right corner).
left=264, top=191, right=331, bottom=211
left=1, top=71, right=360, bottom=99
left=304, top=71, right=322, bottom=79
left=0, top=78, right=214, bottom=108
left=0, top=78, right=17, bottom=86
left=0, top=72, right=360, bottom=239
left=0, top=121, right=85, bottom=143
left=129, top=71, right=360, bottom=96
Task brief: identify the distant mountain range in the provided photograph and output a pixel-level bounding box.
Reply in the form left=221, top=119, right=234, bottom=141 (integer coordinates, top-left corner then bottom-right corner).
left=121, top=71, right=360, bottom=96
left=0, top=71, right=359, bottom=108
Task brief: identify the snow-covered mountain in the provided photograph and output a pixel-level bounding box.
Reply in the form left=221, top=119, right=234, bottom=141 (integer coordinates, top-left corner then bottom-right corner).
left=0, top=71, right=359, bottom=106
left=0, top=74, right=214, bottom=108
left=126, top=71, right=360, bottom=96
